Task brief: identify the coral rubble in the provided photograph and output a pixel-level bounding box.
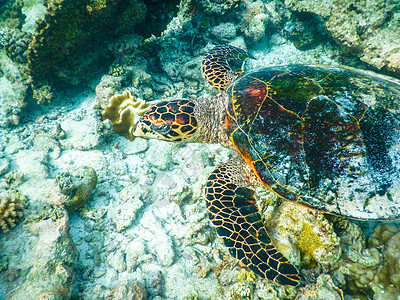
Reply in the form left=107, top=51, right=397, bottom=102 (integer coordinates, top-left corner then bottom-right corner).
left=56, top=166, right=98, bottom=211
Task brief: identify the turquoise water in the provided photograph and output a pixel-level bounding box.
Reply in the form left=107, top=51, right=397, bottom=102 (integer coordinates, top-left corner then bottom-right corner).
left=0, top=0, right=400, bottom=299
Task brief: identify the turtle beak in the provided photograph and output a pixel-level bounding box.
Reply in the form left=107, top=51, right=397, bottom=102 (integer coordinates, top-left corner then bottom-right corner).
left=132, top=118, right=169, bottom=140
left=132, top=119, right=153, bottom=139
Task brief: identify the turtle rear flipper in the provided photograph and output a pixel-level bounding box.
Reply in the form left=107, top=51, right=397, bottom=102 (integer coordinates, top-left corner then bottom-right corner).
left=205, top=160, right=300, bottom=286
left=202, top=45, right=254, bottom=91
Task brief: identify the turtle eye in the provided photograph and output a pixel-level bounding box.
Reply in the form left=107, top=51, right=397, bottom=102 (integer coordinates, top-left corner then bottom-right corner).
left=150, top=122, right=171, bottom=134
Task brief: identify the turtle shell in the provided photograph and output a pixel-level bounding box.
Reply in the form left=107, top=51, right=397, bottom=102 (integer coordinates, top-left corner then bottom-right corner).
left=225, top=65, right=400, bottom=220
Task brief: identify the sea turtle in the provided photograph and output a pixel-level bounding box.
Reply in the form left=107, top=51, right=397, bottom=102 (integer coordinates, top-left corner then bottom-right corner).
left=131, top=45, right=400, bottom=286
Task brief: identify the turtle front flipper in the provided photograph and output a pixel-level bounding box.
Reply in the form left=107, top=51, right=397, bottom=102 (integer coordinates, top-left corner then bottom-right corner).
left=205, top=160, right=300, bottom=286
left=202, top=45, right=254, bottom=91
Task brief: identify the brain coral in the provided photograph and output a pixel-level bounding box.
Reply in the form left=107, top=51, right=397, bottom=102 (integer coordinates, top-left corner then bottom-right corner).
left=3, top=29, right=33, bottom=64
left=0, top=189, right=25, bottom=233
left=343, top=224, right=400, bottom=297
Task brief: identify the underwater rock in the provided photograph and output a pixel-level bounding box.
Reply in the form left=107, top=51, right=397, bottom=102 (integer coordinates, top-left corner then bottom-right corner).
left=145, top=141, right=174, bottom=171
left=265, top=200, right=341, bottom=271
left=101, top=91, right=150, bottom=141
left=0, top=155, right=10, bottom=176
left=55, top=166, right=97, bottom=211
left=21, top=0, right=47, bottom=34
left=107, top=248, right=127, bottom=273
left=107, top=33, right=144, bottom=60
left=0, top=0, right=25, bottom=29
left=33, top=131, right=61, bottom=160
left=344, top=224, right=400, bottom=297
left=0, top=52, right=29, bottom=128
left=95, top=74, right=123, bottom=108
left=3, top=29, right=32, bottom=64
left=125, top=238, right=147, bottom=272
left=328, top=220, right=400, bottom=298
left=211, top=22, right=237, bottom=42
left=60, top=104, right=113, bottom=151
left=283, top=14, right=324, bottom=50
left=108, top=186, right=144, bottom=232
left=194, top=0, right=241, bottom=16
left=241, top=1, right=268, bottom=42
left=145, top=270, right=164, bottom=297
left=110, top=279, right=148, bottom=300
left=81, top=280, right=148, bottom=300
left=8, top=208, right=77, bottom=299
left=296, top=274, right=344, bottom=299
left=240, top=1, right=289, bottom=43
left=0, top=188, right=25, bottom=233
left=284, top=0, right=400, bottom=76
left=35, top=286, right=70, bottom=300
left=123, top=137, right=149, bottom=154
left=140, top=210, right=175, bottom=267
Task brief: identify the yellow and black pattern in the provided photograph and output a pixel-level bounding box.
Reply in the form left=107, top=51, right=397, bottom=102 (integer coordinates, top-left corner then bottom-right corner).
left=205, top=163, right=300, bottom=286
left=133, top=100, right=197, bottom=142
left=202, top=45, right=253, bottom=90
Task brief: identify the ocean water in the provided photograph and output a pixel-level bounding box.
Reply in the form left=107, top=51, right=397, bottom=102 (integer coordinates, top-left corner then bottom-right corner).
left=0, top=0, right=400, bottom=299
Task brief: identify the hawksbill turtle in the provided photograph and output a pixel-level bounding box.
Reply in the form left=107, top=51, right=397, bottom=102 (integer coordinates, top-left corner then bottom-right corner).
left=131, top=45, right=400, bottom=286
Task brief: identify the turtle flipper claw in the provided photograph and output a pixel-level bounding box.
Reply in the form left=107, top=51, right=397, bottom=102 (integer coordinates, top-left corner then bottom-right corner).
left=202, top=45, right=254, bottom=91
left=205, top=161, right=300, bottom=286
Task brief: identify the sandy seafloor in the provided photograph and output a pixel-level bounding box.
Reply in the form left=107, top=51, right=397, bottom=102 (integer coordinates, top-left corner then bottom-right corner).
left=1, top=1, right=400, bottom=299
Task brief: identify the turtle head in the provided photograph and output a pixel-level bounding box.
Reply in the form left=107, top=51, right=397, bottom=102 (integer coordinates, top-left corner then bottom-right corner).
left=133, top=99, right=197, bottom=142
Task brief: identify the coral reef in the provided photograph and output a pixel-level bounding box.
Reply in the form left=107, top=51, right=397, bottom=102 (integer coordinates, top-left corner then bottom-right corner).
left=265, top=200, right=341, bottom=270
left=0, top=0, right=25, bottom=29
left=0, top=51, right=30, bottom=128
left=110, top=280, right=148, bottom=300
left=26, top=0, right=180, bottom=104
left=81, top=280, right=148, bottom=299
left=3, top=29, right=32, bottom=64
left=1, top=0, right=400, bottom=299
left=342, top=224, right=400, bottom=298
left=56, top=166, right=98, bottom=211
left=284, top=0, right=400, bottom=77
left=27, top=0, right=146, bottom=88
left=7, top=208, right=78, bottom=299
left=296, top=274, right=344, bottom=299
left=0, top=189, right=25, bottom=233
left=101, top=90, right=150, bottom=141
left=95, top=74, right=123, bottom=106
left=194, top=0, right=241, bottom=16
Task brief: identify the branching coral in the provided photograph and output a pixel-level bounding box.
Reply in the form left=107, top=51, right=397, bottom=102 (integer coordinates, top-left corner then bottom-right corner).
left=101, top=91, right=150, bottom=141
left=0, top=189, right=25, bottom=233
